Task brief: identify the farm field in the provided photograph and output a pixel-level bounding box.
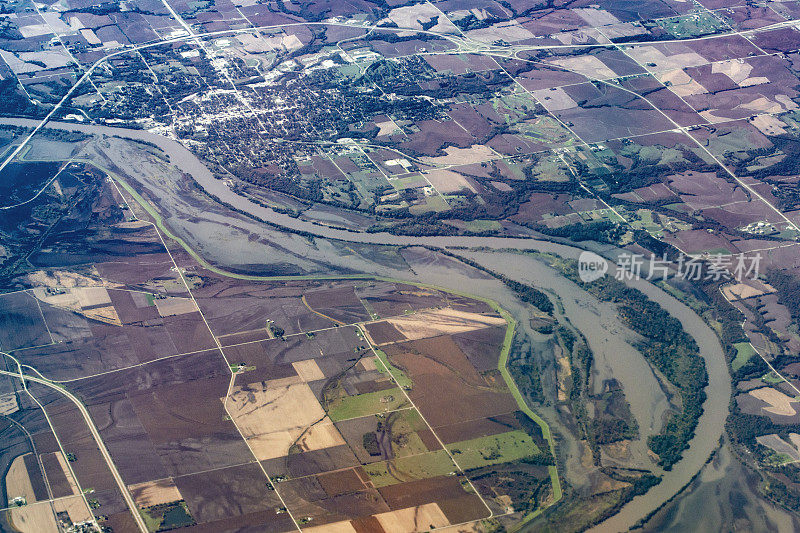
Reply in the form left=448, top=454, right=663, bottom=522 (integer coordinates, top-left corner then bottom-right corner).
left=0, top=183, right=555, bottom=532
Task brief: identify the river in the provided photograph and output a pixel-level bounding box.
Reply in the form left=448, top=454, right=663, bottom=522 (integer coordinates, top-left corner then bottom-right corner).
left=2, top=117, right=732, bottom=531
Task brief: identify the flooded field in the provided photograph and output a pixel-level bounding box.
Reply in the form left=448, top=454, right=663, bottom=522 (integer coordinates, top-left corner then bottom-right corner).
left=0, top=117, right=733, bottom=531
left=642, top=444, right=800, bottom=532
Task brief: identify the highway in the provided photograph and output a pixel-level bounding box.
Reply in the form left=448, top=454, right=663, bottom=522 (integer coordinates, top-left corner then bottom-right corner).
left=0, top=368, right=148, bottom=532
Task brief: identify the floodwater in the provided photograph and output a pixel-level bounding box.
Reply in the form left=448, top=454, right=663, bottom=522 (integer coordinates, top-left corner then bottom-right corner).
left=463, top=251, right=670, bottom=471
left=2, top=118, right=732, bottom=531
left=642, top=443, right=800, bottom=533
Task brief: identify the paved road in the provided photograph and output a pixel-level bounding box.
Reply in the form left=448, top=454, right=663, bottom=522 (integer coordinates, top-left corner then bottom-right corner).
left=0, top=369, right=148, bottom=532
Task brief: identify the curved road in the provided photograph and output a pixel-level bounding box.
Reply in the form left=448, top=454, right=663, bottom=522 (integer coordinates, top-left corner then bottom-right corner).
left=0, top=368, right=147, bottom=532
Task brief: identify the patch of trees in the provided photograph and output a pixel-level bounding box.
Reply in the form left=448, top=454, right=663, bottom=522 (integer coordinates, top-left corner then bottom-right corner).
left=772, top=183, right=800, bottom=211
left=424, top=71, right=512, bottom=100
left=745, top=136, right=800, bottom=185
left=42, top=129, right=90, bottom=143
left=514, top=411, right=548, bottom=451
left=568, top=473, right=662, bottom=531
left=452, top=13, right=492, bottom=31
left=599, top=158, right=711, bottom=194
left=362, top=432, right=380, bottom=456
left=362, top=30, right=435, bottom=45
left=419, top=15, right=439, bottom=31
left=591, top=380, right=638, bottom=445
left=593, top=417, right=637, bottom=445
left=434, top=249, right=555, bottom=315
left=536, top=220, right=623, bottom=244
left=765, top=269, right=800, bottom=326
left=0, top=79, right=45, bottom=118
left=0, top=19, right=21, bottom=39
left=726, top=412, right=786, bottom=448
left=503, top=278, right=554, bottom=314
left=370, top=216, right=459, bottom=236
left=235, top=165, right=323, bottom=203
left=764, top=478, right=800, bottom=514
left=508, top=355, right=545, bottom=405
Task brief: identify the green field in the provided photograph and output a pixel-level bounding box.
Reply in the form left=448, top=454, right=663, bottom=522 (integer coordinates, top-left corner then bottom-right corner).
left=327, top=387, right=410, bottom=421
left=732, top=342, right=757, bottom=371
left=655, top=12, right=726, bottom=38
left=140, top=501, right=194, bottom=532
left=373, top=348, right=412, bottom=389
left=363, top=449, right=456, bottom=487
left=385, top=408, right=429, bottom=457
left=390, top=174, right=427, bottom=190
left=447, top=430, right=540, bottom=470
left=409, top=194, right=449, bottom=214
left=767, top=452, right=796, bottom=466
left=459, top=219, right=503, bottom=233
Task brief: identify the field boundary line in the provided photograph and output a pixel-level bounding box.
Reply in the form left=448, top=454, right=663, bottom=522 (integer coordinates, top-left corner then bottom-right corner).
left=108, top=164, right=564, bottom=528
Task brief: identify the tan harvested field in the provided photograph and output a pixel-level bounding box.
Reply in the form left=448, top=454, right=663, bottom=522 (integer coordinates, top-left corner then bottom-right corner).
left=465, top=21, right=535, bottom=43
left=128, top=478, right=183, bottom=507
left=74, top=287, right=111, bottom=308
left=531, top=87, right=579, bottom=112
left=657, top=69, right=707, bottom=97
left=425, top=169, right=476, bottom=194
left=359, top=356, right=378, bottom=372
left=750, top=114, right=788, bottom=135
left=154, top=296, right=198, bottom=317
left=375, top=120, right=400, bottom=136
left=304, top=520, right=357, bottom=533
left=722, top=282, right=772, bottom=300
left=5, top=454, right=36, bottom=503
left=226, top=381, right=328, bottom=460
left=750, top=387, right=798, bottom=416
left=32, top=286, right=109, bottom=309
left=81, top=305, right=122, bottom=325
left=741, top=95, right=794, bottom=114
left=244, top=431, right=295, bottom=461
left=549, top=55, right=616, bottom=80
left=32, top=287, right=122, bottom=325
left=296, top=418, right=347, bottom=452
left=292, top=359, right=325, bottom=382
left=53, top=494, right=92, bottom=524
left=420, top=145, right=496, bottom=165
left=625, top=46, right=706, bottom=71
left=385, top=3, right=456, bottom=33
left=6, top=501, right=58, bottom=533
left=368, top=308, right=505, bottom=345
left=31, top=287, right=79, bottom=308
left=25, top=268, right=118, bottom=289
left=0, top=393, right=17, bottom=416
left=227, top=380, right=326, bottom=433
left=711, top=59, right=766, bottom=86
left=788, top=433, right=800, bottom=451
left=374, top=502, right=450, bottom=532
